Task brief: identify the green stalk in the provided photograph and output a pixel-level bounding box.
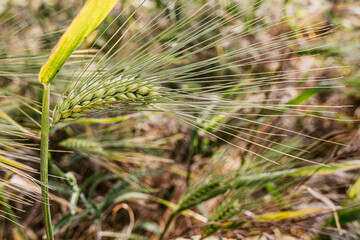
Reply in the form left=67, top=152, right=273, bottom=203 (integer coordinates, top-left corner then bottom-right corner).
left=159, top=213, right=175, bottom=240
left=40, top=83, right=54, bottom=240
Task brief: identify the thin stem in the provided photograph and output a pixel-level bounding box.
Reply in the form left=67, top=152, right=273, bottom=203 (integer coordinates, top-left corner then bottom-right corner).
left=40, top=83, right=54, bottom=240
left=160, top=213, right=176, bottom=240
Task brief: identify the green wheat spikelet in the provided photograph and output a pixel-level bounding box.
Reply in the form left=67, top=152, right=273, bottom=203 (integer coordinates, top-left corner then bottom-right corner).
left=203, top=198, right=241, bottom=236
left=176, top=178, right=225, bottom=213
left=52, top=76, right=162, bottom=124
left=59, top=138, right=103, bottom=152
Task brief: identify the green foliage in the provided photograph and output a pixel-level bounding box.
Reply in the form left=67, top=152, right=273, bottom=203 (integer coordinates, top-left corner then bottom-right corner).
left=50, top=168, right=159, bottom=238
left=1, top=0, right=359, bottom=239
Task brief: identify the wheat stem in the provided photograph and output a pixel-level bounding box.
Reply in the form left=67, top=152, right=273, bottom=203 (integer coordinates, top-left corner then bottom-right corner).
left=40, top=84, right=54, bottom=240
left=159, top=213, right=175, bottom=240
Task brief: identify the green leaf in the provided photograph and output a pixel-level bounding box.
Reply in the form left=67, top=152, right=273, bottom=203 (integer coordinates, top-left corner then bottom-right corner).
left=38, top=0, right=118, bottom=84
left=324, top=205, right=360, bottom=227
left=54, top=211, right=89, bottom=234
left=291, top=161, right=360, bottom=176
left=232, top=161, right=360, bottom=188
left=134, top=221, right=161, bottom=235
left=286, top=86, right=326, bottom=106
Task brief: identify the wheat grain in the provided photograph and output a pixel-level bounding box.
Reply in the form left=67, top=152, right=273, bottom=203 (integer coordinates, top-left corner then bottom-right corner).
left=52, top=76, right=162, bottom=124
left=59, top=138, right=103, bottom=152
left=203, top=198, right=241, bottom=236
left=177, top=179, right=224, bottom=212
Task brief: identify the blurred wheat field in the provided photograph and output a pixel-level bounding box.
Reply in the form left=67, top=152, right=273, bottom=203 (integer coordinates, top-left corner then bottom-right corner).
left=1, top=0, right=360, bottom=239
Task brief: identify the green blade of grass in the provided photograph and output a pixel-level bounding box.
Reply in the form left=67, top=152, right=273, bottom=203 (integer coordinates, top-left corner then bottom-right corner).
left=38, top=0, right=118, bottom=84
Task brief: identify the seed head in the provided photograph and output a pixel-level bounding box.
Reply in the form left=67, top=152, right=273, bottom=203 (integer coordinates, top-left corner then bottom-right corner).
left=52, top=75, right=162, bottom=124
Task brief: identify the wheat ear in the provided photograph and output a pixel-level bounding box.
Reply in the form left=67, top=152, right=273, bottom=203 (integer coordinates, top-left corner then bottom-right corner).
left=52, top=76, right=162, bottom=124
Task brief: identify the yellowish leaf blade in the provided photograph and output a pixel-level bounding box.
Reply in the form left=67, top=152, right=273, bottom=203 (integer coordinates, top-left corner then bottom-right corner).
left=0, top=155, right=33, bottom=171
left=38, top=0, right=118, bottom=84
left=348, top=176, right=360, bottom=199
left=255, top=208, right=325, bottom=222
